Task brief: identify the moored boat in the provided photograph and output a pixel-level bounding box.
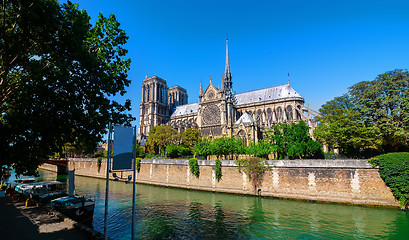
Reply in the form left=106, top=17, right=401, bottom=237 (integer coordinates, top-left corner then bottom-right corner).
left=15, top=181, right=65, bottom=200
left=50, top=196, right=95, bottom=222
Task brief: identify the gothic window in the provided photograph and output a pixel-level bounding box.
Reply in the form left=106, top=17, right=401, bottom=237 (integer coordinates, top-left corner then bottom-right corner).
left=256, top=109, right=262, bottom=123
left=147, top=87, right=150, bottom=101
left=201, top=105, right=221, bottom=126
left=236, top=111, right=242, bottom=121
left=266, top=108, right=273, bottom=126
left=286, top=106, right=293, bottom=121
left=237, top=130, right=247, bottom=145
left=276, top=107, right=283, bottom=122
left=160, top=86, right=164, bottom=103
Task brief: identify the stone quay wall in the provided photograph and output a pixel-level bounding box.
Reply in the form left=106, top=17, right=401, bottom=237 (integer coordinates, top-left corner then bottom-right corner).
left=40, top=158, right=399, bottom=207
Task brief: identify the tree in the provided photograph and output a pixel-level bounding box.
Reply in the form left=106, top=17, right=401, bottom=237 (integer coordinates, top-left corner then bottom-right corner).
left=0, top=1, right=133, bottom=176
left=349, top=69, right=409, bottom=152
left=145, top=126, right=180, bottom=155
left=268, top=121, right=323, bottom=159
left=211, top=136, right=245, bottom=159
left=181, top=128, right=201, bottom=151
left=194, top=137, right=212, bottom=158
left=246, top=139, right=272, bottom=159
left=165, top=144, right=191, bottom=158
left=313, top=94, right=382, bottom=157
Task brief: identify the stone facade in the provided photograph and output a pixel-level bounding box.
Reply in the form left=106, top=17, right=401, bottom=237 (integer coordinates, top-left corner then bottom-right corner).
left=138, top=39, right=319, bottom=142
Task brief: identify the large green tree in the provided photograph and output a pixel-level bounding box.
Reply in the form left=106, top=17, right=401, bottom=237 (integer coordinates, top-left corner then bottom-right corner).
left=0, top=0, right=133, bottom=176
left=194, top=137, right=212, bottom=158
left=181, top=128, right=201, bottom=151
left=313, top=94, right=382, bottom=157
left=146, top=126, right=180, bottom=155
left=349, top=69, right=409, bottom=152
left=268, top=121, right=323, bottom=159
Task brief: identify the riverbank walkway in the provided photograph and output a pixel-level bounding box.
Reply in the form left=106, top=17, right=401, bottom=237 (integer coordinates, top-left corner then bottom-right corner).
left=0, top=194, right=89, bottom=240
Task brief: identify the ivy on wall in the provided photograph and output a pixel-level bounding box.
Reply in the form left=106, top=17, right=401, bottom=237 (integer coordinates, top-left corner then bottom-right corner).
left=236, top=157, right=269, bottom=192
left=215, top=159, right=222, bottom=181
left=97, top=157, right=102, bottom=172
left=189, top=158, right=200, bottom=178
left=370, top=152, right=409, bottom=209
left=136, top=158, right=141, bottom=173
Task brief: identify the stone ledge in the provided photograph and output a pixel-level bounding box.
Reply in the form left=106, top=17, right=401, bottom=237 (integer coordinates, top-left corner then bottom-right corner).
left=67, top=158, right=374, bottom=169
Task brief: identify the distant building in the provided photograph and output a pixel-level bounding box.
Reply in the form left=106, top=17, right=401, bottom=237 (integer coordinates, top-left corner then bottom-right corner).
left=138, top=39, right=319, bottom=143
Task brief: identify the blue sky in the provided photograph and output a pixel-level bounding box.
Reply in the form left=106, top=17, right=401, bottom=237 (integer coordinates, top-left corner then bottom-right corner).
left=65, top=0, right=409, bottom=127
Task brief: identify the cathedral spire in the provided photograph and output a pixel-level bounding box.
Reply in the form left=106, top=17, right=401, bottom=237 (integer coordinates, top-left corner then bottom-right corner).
left=224, top=38, right=232, bottom=81
left=199, top=79, right=203, bottom=96
left=223, top=38, right=233, bottom=99
left=288, top=73, right=290, bottom=85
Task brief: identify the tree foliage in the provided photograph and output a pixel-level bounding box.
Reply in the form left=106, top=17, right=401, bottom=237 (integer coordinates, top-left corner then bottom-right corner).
left=0, top=1, right=133, bottom=176
left=146, top=125, right=180, bottom=154
left=194, top=137, right=212, bottom=158
left=314, top=69, right=409, bottom=157
left=313, top=94, right=382, bottom=157
left=268, top=121, right=323, bottom=159
left=195, top=136, right=246, bottom=159
left=349, top=69, right=409, bottom=152
left=165, top=144, right=191, bottom=158
left=246, top=139, right=273, bottom=159
left=181, top=128, right=201, bottom=151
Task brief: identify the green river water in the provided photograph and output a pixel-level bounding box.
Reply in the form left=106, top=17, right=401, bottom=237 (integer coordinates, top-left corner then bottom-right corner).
left=36, top=170, right=409, bottom=239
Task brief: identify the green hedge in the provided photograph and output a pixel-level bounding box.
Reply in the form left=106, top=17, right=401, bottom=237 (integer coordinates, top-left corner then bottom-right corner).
left=370, top=152, right=409, bottom=208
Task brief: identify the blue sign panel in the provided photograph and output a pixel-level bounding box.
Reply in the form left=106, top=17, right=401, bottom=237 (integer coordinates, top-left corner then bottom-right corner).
left=112, top=126, right=134, bottom=170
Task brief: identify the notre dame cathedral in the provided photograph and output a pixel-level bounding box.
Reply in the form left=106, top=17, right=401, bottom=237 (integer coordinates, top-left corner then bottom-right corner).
left=138, top=39, right=319, bottom=144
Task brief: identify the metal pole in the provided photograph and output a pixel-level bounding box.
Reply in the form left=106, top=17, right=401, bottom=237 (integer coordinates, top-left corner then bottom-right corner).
left=131, top=126, right=137, bottom=240
left=104, top=122, right=112, bottom=240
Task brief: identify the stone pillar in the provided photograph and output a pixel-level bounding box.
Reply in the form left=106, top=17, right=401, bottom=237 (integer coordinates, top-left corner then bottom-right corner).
left=153, top=84, right=155, bottom=101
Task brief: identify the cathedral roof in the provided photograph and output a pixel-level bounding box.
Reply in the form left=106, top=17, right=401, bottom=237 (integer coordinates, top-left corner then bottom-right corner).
left=171, top=103, right=198, bottom=118
left=235, top=111, right=255, bottom=125
left=235, top=83, right=302, bottom=106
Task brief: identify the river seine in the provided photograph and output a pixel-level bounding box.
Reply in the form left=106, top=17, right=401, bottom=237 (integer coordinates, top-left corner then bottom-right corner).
left=37, top=170, right=408, bottom=239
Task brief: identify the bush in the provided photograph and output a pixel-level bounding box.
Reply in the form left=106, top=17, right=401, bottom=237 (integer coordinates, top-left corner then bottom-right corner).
left=166, top=144, right=192, bottom=158
left=215, top=159, right=222, bottom=181
left=189, top=158, right=200, bottom=178
left=370, top=152, right=409, bottom=209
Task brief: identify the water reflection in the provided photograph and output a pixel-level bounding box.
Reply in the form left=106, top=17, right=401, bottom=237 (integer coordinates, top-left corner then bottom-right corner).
left=36, top=170, right=409, bottom=240
left=137, top=201, right=246, bottom=239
